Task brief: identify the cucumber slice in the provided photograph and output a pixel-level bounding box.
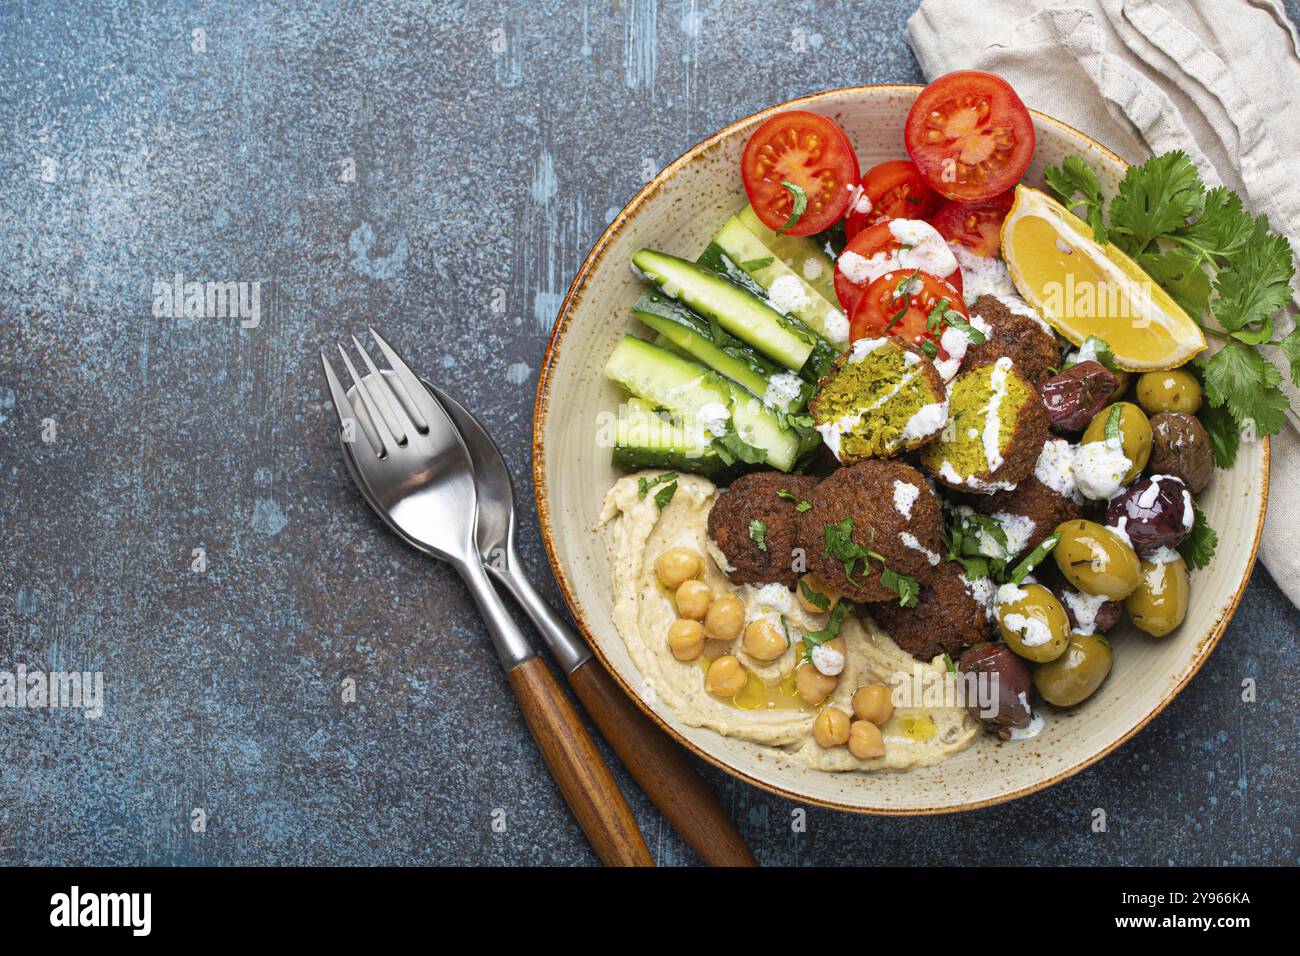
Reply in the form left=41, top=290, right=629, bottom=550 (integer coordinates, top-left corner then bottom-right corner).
left=603, top=335, right=807, bottom=473
left=632, top=292, right=810, bottom=411
left=613, top=399, right=728, bottom=478
left=695, top=244, right=838, bottom=382
left=712, top=215, right=849, bottom=348
left=631, top=249, right=814, bottom=372
left=736, top=204, right=839, bottom=304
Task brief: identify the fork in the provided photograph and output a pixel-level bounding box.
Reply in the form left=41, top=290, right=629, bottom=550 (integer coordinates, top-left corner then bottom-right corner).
left=320, top=330, right=652, bottom=867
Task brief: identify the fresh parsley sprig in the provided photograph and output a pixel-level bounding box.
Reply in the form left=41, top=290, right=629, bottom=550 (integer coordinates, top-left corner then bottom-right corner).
left=777, top=181, right=808, bottom=235
left=1045, top=151, right=1298, bottom=464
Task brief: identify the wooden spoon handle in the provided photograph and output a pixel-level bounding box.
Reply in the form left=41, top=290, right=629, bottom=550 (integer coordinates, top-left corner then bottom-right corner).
left=506, top=657, right=654, bottom=867
left=568, top=658, right=757, bottom=867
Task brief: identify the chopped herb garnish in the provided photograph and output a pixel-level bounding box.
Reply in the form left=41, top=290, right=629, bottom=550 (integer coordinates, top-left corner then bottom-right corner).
left=653, top=479, right=678, bottom=510
left=777, top=489, right=813, bottom=512
left=748, top=519, right=768, bottom=551
left=1179, top=502, right=1218, bottom=570
left=1008, top=533, right=1060, bottom=585
left=776, top=181, right=808, bottom=235
left=943, top=652, right=956, bottom=674
left=881, top=567, right=920, bottom=607
left=740, top=256, right=774, bottom=271
left=823, top=517, right=920, bottom=606
left=637, top=472, right=678, bottom=499
left=801, top=601, right=852, bottom=661
left=798, top=577, right=831, bottom=610
left=1103, top=403, right=1124, bottom=443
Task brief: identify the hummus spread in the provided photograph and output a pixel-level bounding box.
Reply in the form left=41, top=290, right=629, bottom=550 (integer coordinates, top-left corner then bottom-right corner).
left=600, top=472, right=980, bottom=772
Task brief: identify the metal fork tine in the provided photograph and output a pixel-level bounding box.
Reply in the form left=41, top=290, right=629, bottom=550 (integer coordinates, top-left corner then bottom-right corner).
left=336, top=343, right=398, bottom=455
left=351, top=333, right=410, bottom=443
left=367, top=326, right=432, bottom=431
left=320, top=351, right=382, bottom=459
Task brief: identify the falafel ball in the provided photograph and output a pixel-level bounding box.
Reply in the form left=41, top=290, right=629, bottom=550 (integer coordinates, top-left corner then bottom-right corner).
left=707, top=472, right=820, bottom=586
left=964, top=294, right=1061, bottom=386
left=870, top=561, right=996, bottom=661
left=963, top=476, right=1086, bottom=557
left=797, top=460, right=943, bottom=603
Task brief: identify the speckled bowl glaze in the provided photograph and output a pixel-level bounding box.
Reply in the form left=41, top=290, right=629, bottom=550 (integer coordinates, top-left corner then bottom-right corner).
left=534, top=86, right=1268, bottom=814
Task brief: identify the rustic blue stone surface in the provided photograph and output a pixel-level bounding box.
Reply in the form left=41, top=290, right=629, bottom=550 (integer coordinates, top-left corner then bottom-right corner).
left=1, top=0, right=1297, bottom=866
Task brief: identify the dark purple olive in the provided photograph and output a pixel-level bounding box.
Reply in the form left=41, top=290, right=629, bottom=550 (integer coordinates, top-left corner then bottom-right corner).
left=1056, top=586, right=1123, bottom=634
left=1105, top=475, right=1193, bottom=554
left=958, top=643, right=1033, bottom=737
left=1149, top=411, right=1214, bottom=494
left=1040, top=361, right=1119, bottom=432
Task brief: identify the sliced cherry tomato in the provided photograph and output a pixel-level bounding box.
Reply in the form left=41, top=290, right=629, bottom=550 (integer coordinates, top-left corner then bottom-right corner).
left=930, top=190, right=1015, bottom=257
left=741, top=110, right=860, bottom=237
left=844, top=160, right=940, bottom=239
left=833, top=219, right=962, bottom=315
left=849, top=270, right=968, bottom=361
left=904, top=70, right=1035, bottom=202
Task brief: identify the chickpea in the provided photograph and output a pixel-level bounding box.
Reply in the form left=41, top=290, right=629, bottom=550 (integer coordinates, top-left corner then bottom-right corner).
left=655, top=547, right=703, bottom=589
left=852, top=683, right=894, bottom=725
left=795, top=573, right=840, bottom=615
left=705, top=655, right=747, bottom=697
left=848, top=719, right=886, bottom=760
left=795, top=662, right=838, bottom=706
left=742, top=618, right=788, bottom=662
left=667, top=619, right=705, bottom=661
left=675, top=580, right=713, bottom=620
left=813, top=707, right=851, bottom=748
left=703, top=594, right=744, bottom=641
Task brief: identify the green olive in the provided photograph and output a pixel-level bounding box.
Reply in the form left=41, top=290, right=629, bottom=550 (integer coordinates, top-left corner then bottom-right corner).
left=1135, top=369, right=1202, bottom=415
left=997, top=583, right=1070, bottom=663
left=1033, top=634, right=1113, bottom=707
left=1053, top=519, right=1142, bottom=600
left=1081, top=401, right=1152, bottom=484
left=1125, top=554, right=1190, bottom=637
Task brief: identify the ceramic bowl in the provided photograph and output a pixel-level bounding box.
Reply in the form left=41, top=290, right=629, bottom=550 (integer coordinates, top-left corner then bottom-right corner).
left=533, top=85, right=1267, bottom=813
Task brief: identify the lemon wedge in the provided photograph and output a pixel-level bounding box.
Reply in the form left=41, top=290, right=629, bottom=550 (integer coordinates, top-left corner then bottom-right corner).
left=1000, top=185, right=1206, bottom=371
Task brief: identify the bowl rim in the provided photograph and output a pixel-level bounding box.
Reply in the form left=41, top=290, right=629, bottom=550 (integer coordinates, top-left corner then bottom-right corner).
left=532, top=84, right=1270, bottom=814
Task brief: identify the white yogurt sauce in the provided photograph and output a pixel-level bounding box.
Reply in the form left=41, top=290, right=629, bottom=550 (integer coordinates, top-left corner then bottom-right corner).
left=763, top=371, right=805, bottom=412
left=981, top=356, right=1015, bottom=473
left=837, top=219, right=957, bottom=289
left=899, top=531, right=942, bottom=566
left=1061, top=588, right=1108, bottom=635
left=1074, top=437, right=1131, bottom=500
left=893, top=479, right=920, bottom=519
left=1035, top=438, right=1082, bottom=502
left=767, top=274, right=812, bottom=317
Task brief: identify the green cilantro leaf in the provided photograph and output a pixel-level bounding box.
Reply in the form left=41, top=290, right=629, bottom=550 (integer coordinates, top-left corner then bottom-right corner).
left=1279, top=326, right=1300, bottom=389
left=1044, top=155, right=1108, bottom=243
left=1135, top=247, right=1212, bottom=318
left=1179, top=503, right=1218, bottom=571
left=1008, top=534, right=1060, bottom=585
left=798, top=577, right=831, bottom=611
left=1108, top=150, right=1206, bottom=255
left=1169, top=186, right=1254, bottom=261
left=943, top=652, right=956, bottom=674
left=653, top=479, right=678, bottom=510
left=748, top=519, right=768, bottom=552
left=712, top=427, right=768, bottom=466
left=881, top=567, right=920, bottom=607
left=801, top=601, right=852, bottom=660
left=776, top=181, right=808, bottom=235
left=1211, top=226, right=1295, bottom=335
left=1197, top=402, right=1240, bottom=469
left=740, top=256, right=774, bottom=271
left=777, top=489, right=812, bottom=512
left=1202, top=341, right=1289, bottom=436
left=637, top=472, right=678, bottom=499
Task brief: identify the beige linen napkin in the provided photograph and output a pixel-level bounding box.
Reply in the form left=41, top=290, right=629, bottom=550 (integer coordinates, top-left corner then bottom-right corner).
left=908, top=0, right=1300, bottom=605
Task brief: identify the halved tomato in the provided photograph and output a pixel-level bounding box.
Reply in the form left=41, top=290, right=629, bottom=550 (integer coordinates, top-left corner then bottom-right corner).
left=844, top=160, right=940, bottom=239
left=849, top=270, right=968, bottom=361
left=833, top=219, right=962, bottom=315
left=741, top=111, right=860, bottom=237
left=930, top=190, right=1015, bottom=257
left=904, top=71, right=1035, bottom=202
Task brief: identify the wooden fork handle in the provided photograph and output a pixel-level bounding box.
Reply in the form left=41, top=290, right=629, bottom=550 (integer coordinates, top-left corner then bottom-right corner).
left=568, top=658, right=757, bottom=867
left=507, top=657, right=654, bottom=867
